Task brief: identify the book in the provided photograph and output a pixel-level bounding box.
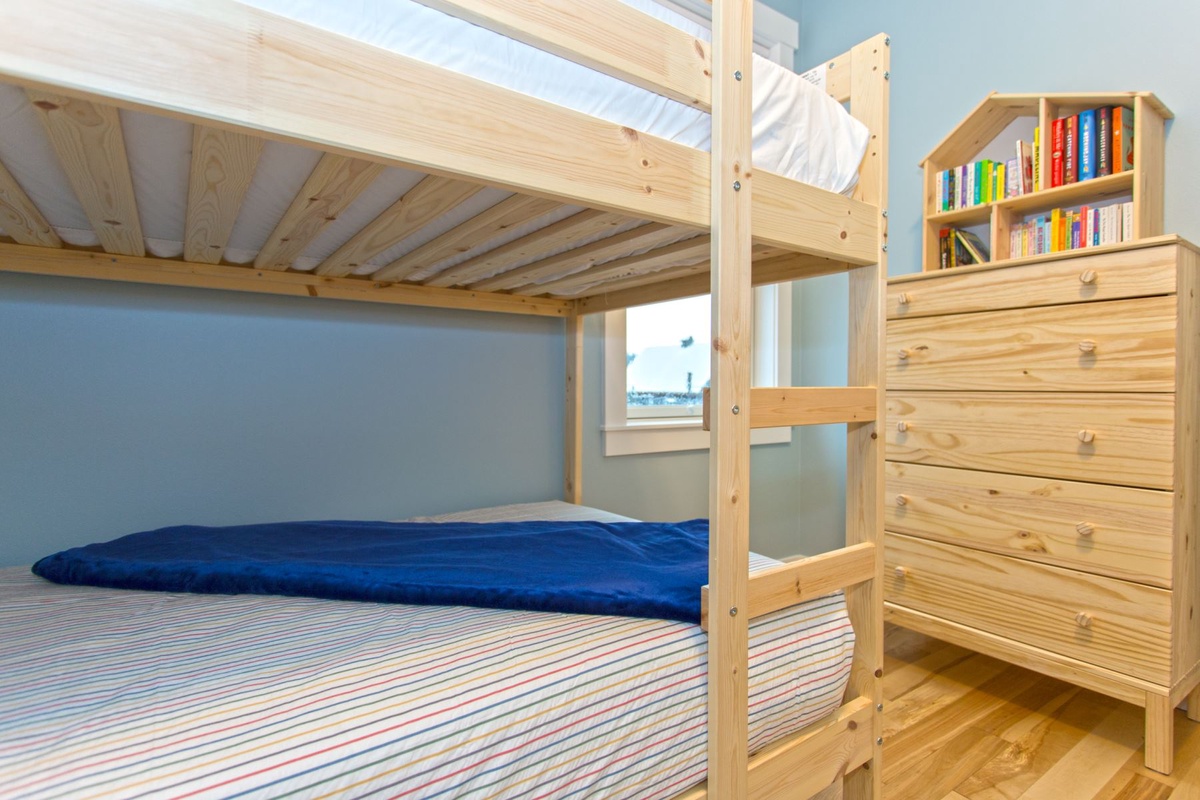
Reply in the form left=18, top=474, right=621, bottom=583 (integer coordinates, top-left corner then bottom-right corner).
left=1016, top=140, right=1033, bottom=195
left=1050, top=118, right=1065, bottom=188
left=1122, top=202, right=1134, bottom=241
left=1113, top=106, right=1134, bottom=173
left=953, top=228, right=989, bottom=264
left=1005, top=157, right=1019, bottom=198
left=1063, top=114, right=1079, bottom=185
left=1032, top=128, right=1041, bottom=192
left=1096, top=106, right=1113, bottom=177
left=1078, top=109, right=1096, bottom=181
left=948, top=169, right=956, bottom=210
left=939, top=227, right=951, bottom=269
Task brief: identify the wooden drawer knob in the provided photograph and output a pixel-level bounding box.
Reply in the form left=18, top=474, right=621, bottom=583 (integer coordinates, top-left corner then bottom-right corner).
left=895, top=494, right=909, bottom=507
left=897, top=348, right=910, bottom=361
left=893, top=566, right=909, bottom=579
left=897, top=292, right=912, bottom=306
left=1078, top=340, right=1097, bottom=354
left=1075, top=611, right=1093, bottom=629
left=1078, top=429, right=1096, bottom=444
left=1076, top=522, right=1095, bottom=537
left=896, top=421, right=910, bottom=433
left=1079, top=269, right=1098, bottom=285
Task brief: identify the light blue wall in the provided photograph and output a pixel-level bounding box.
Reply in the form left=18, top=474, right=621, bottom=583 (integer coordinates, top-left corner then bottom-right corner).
left=0, top=274, right=564, bottom=567
left=789, top=0, right=1200, bottom=549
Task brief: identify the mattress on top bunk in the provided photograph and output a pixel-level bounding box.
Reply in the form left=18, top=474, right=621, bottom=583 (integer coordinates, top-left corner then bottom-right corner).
left=0, top=0, right=868, bottom=276
left=0, top=501, right=855, bottom=800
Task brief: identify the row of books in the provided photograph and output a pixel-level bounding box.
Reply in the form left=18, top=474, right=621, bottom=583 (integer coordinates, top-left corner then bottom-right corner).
left=934, top=142, right=1033, bottom=211
left=937, top=226, right=990, bottom=269
left=1047, top=105, right=1134, bottom=189
left=1008, top=202, right=1135, bottom=258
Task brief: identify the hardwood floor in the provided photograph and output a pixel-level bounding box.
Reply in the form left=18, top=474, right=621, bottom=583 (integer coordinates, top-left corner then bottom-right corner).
left=881, top=624, right=1200, bottom=800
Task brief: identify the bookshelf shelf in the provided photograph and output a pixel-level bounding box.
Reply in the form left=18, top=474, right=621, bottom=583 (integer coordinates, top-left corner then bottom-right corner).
left=919, top=92, right=1170, bottom=272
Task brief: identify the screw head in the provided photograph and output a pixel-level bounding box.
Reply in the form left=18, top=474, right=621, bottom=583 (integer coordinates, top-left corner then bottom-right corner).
left=731, top=405, right=740, bottom=415
left=729, top=606, right=738, bottom=617
left=732, top=180, right=742, bottom=191
left=882, top=244, right=889, bottom=252
left=884, top=71, right=890, bottom=80
left=876, top=703, right=884, bottom=712
left=882, top=209, right=889, bottom=218
left=884, top=36, right=891, bottom=45
left=734, top=70, right=743, bottom=81
left=876, top=736, right=884, bottom=746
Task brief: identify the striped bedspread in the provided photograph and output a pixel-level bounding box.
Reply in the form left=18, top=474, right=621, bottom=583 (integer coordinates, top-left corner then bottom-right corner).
left=0, top=504, right=854, bottom=799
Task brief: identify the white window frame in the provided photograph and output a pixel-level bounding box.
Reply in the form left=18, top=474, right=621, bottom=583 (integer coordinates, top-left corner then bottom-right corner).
left=603, top=285, right=792, bottom=456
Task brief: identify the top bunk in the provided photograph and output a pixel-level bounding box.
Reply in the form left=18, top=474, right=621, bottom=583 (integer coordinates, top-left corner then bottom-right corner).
left=0, top=0, right=886, bottom=318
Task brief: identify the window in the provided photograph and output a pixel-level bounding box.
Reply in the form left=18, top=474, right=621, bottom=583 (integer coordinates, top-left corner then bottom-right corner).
left=603, top=285, right=791, bottom=456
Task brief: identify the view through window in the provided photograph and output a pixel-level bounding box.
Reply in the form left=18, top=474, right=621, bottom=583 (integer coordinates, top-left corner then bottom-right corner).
left=625, top=294, right=710, bottom=418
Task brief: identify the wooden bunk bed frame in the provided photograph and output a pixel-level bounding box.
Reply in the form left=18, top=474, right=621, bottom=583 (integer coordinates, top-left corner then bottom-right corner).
left=0, top=2, right=889, bottom=798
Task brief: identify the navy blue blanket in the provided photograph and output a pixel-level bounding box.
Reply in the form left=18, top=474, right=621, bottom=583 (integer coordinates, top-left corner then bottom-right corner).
left=31, top=518, right=710, bottom=623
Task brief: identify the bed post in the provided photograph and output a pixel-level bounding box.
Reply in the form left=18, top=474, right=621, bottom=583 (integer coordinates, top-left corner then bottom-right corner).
left=564, top=309, right=584, bottom=504
left=707, top=0, right=754, bottom=798
left=843, top=32, right=890, bottom=800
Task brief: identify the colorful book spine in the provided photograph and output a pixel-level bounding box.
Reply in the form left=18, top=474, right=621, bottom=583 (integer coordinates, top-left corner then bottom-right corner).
left=1078, top=109, right=1096, bottom=181
left=1050, top=118, right=1065, bottom=188
left=1063, top=114, right=1079, bottom=185
left=1005, top=157, right=1019, bottom=198
left=1033, top=128, right=1041, bottom=192
left=1113, top=107, right=1134, bottom=173
left=1096, top=106, right=1113, bottom=177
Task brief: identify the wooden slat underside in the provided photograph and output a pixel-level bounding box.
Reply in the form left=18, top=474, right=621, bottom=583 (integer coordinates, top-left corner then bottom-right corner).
left=27, top=90, right=143, bottom=256
left=0, top=0, right=878, bottom=263
left=184, top=126, right=263, bottom=264
left=700, top=542, right=877, bottom=630
left=0, top=157, right=61, bottom=248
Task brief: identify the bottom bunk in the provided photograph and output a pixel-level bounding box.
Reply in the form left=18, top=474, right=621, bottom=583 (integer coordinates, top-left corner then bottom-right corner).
left=1, top=501, right=857, bottom=800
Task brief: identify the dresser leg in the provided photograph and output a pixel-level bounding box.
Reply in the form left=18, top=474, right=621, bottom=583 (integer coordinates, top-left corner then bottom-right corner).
left=1188, top=683, right=1200, bottom=723
left=1145, top=692, right=1174, bottom=774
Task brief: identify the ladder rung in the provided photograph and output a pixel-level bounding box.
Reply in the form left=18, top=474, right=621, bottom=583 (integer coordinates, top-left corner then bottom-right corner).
left=701, top=386, right=877, bottom=430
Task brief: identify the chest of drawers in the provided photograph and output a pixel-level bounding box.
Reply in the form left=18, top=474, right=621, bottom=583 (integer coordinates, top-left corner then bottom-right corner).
left=883, top=236, right=1200, bottom=774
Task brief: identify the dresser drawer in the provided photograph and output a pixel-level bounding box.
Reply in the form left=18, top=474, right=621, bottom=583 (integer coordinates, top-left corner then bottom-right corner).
left=885, top=462, right=1174, bottom=586
left=887, top=244, right=1178, bottom=319
left=884, top=533, right=1171, bottom=683
left=888, top=296, right=1177, bottom=392
left=887, top=392, right=1174, bottom=489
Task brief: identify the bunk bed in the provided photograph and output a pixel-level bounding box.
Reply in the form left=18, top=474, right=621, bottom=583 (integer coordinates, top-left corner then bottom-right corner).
left=0, top=1, right=889, bottom=798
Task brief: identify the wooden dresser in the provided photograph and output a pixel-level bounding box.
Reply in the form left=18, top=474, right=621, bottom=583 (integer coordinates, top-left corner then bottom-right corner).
left=883, top=235, right=1200, bottom=774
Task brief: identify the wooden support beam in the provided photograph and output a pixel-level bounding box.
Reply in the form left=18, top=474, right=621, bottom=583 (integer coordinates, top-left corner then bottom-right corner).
left=316, top=175, right=484, bottom=277
left=27, top=90, right=143, bottom=256
left=675, top=698, right=874, bottom=800
left=255, top=154, right=384, bottom=271
left=411, top=0, right=712, bottom=109
left=422, top=209, right=625, bottom=288
left=707, top=0, right=754, bottom=795
left=531, top=235, right=710, bottom=296
left=700, top=543, right=877, bottom=629
left=0, top=0, right=877, bottom=261
left=0, top=242, right=573, bottom=318
left=564, top=312, right=584, bottom=504
left=184, top=126, right=263, bottom=264
left=371, top=194, right=560, bottom=283
left=0, top=158, right=61, bottom=248
left=701, top=386, right=877, bottom=431
left=469, top=221, right=687, bottom=292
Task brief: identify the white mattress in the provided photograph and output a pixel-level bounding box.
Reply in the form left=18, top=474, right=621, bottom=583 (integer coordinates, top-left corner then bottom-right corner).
left=0, top=0, right=867, bottom=280
left=0, top=501, right=854, bottom=799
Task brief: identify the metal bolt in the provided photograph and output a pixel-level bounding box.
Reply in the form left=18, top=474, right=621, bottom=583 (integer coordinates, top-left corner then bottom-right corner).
left=884, top=71, right=890, bottom=81
left=882, top=209, right=888, bottom=218
left=882, top=244, right=889, bottom=252
left=876, top=703, right=884, bottom=712
left=877, top=737, right=884, bottom=746
left=731, top=405, right=740, bottom=415
left=884, top=36, right=891, bottom=46
left=734, top=70, right=742, bottom=81
left=729, top=606, right=738, bottom=617
left=733, top=180, right=741, bottom=191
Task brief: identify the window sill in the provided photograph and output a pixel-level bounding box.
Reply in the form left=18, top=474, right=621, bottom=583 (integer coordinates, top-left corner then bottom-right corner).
left=603, top=419, right=791, bottom=457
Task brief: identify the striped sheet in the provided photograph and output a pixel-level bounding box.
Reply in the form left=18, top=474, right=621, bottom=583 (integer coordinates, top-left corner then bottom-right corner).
left=0, top=505, right=853, bottom=799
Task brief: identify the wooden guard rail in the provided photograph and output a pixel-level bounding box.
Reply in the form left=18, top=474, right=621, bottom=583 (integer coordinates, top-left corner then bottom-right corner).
left=700, top=542, right=876, bottom=631
left=701, top=386, right=877, bottom=430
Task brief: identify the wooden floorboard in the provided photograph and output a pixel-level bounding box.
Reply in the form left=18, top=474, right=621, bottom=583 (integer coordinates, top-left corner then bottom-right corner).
left=882, top=625, right=1200, bottom=800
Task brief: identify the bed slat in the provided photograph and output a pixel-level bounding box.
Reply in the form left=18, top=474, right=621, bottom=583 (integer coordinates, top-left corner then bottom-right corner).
left=255, top=154, right=384, bottom=271
left=422, top=209, right=626, bottom=288
left=370, top=194, right=561, bottom=283
left=468, top=221, right=686, bottom=292
left=184, top=126, right=263, bottom=264
left=316, top=175, right=484, bottom=277
left=0, top=158, right=61, bottom=248
left=27, top=90, right=143, bottom=256
left=533, top=235, right=709, bottom=295
left=411, top=0, right=712, bottom=109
